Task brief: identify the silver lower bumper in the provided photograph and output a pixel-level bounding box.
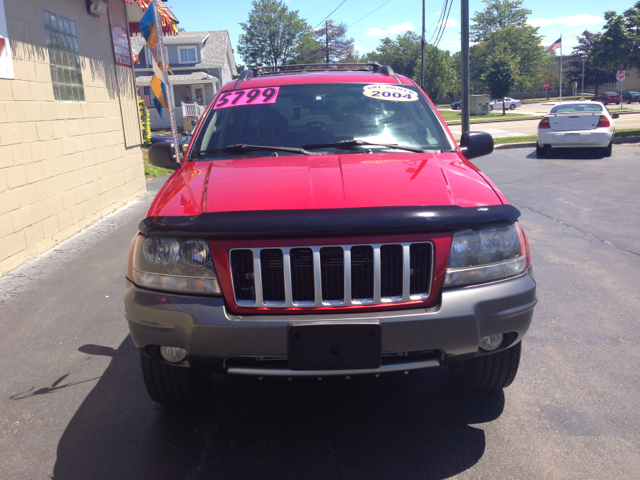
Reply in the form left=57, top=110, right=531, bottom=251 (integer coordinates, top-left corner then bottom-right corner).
left=124, top=268, right=536, bottom=375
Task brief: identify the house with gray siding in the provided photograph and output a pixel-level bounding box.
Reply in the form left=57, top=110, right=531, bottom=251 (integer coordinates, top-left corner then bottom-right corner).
left=131, top=30, right=237, bottom=129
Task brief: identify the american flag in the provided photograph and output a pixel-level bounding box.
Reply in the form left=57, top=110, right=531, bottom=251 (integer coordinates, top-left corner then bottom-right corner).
left=546, top=38, right=562, bottom=52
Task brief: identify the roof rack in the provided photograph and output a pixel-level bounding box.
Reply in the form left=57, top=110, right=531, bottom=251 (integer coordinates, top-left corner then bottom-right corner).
left=232, top=62, right=402, bottom=89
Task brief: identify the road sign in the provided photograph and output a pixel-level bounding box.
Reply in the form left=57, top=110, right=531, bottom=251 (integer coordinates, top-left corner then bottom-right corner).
left=544, top=82, right=550, bottom=89
left=574, top=82, right=578, bottom=88
left=617, top=71, right=625, bottom=81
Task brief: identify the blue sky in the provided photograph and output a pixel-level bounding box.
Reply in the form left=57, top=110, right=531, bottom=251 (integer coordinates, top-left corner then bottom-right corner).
left=163, top=0, right=634, bottom=62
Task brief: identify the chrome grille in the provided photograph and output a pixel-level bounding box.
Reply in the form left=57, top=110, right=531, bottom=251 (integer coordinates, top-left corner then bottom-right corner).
left=229, top=242, right=433, bottom=308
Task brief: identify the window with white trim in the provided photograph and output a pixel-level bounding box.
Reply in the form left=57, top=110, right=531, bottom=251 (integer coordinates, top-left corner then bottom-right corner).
left=178, top=46, right=197, bottom=64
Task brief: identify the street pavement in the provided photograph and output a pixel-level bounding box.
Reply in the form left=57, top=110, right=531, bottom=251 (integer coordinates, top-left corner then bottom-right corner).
left=446, top=102, right=640, bottom=140
left=1, top=145, right=640, bottom=479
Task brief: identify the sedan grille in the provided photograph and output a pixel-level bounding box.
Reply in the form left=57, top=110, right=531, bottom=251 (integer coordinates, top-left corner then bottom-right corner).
left=229, top=243, right=433, bottom=308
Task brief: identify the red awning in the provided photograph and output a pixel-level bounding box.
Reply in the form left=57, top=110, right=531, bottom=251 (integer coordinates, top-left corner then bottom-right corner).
left=122, top=0, right=179, bottom=36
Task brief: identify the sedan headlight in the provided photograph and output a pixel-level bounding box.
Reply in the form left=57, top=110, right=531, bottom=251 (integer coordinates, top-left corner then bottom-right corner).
left=133, top=236, right=221, bottom=295
left=443, top=222, right=527, bottom=287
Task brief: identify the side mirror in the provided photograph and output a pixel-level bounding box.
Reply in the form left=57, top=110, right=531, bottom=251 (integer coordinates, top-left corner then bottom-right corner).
left=611, top=113, right=619, bottom=119
left=148, top=142, right=180, bottom=170
left=459, top=131, right=494, bottom=160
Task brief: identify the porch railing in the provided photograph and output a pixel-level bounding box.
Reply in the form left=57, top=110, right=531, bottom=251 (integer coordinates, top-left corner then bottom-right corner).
left=181, top=102, right=206, bottom=117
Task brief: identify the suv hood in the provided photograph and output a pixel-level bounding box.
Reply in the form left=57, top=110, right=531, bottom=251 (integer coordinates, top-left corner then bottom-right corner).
left=147, top=152, right=502, bottom=217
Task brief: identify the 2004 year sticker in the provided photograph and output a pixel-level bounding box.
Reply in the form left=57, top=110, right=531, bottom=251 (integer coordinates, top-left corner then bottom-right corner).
left=363, top=84, right=419, bottom=101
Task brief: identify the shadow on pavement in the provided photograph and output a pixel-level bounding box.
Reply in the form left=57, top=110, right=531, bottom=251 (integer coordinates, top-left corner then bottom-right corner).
left=53, top=337, right=504, bottom=480
left=525, top=148, right=608, bottom=160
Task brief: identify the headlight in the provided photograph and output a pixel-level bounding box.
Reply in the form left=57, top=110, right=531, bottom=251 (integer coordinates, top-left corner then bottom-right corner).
left=133, top=236, right=222, bottom=295
left=443, top=222, right=527, bottom=287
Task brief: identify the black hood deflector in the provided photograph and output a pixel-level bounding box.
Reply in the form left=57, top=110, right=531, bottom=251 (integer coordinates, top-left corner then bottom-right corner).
left=139, top=205, right=520, bottom=239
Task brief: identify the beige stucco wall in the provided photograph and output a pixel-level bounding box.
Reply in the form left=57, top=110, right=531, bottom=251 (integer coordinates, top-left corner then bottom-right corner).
left=0, top=0, right=146, bottom=275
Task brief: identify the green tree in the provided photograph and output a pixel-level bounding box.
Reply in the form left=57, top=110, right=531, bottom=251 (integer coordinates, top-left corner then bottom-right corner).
left=446, top=51, right=462, bottom=102
left=237, top=0, right=309, bottom=67
left=412, top=46, right=455, bottom=102
left=567, top=31, right=616, bottom=95
left=482, top=44, right=520, bottom=114
left=471, top=26, right=545, bottom=92
left=470, top=0, right=532, bottom=42
left=591, top=2, right=640, bottom=71
left=362, top=31, right=421, bottom=78
left=290, top=20, right=357, bottom=64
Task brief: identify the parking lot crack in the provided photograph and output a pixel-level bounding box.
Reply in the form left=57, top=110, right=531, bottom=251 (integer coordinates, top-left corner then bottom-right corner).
left=514, top=203, right=640, bottom=258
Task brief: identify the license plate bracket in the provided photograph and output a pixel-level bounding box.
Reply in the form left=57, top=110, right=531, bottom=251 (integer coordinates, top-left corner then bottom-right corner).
left=288, top=321, right=381, bottom=371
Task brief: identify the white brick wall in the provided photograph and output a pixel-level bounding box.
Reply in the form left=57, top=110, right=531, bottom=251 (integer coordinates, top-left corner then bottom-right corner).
left=0, top=0, right=146, bottom=275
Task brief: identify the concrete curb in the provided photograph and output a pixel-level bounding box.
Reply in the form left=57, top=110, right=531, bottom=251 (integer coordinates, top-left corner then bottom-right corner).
left=493, top=136, right=640, bottom=149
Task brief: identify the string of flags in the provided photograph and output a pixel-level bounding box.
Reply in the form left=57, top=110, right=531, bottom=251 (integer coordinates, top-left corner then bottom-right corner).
left=138, top=1, right=171, bottom=118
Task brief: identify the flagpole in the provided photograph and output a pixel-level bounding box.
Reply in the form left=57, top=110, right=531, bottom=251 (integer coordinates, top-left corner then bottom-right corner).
left=559, top=34, right=562, bottom=103
left=152, top=1, right=181, bottom=164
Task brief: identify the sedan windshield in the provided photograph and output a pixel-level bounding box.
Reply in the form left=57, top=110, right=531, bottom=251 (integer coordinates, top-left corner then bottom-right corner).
left=190, top=83, right=454, bottom=159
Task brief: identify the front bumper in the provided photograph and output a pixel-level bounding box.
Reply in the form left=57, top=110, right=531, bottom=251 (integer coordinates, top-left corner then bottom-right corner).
left=124, top=268, right=536, bottom=376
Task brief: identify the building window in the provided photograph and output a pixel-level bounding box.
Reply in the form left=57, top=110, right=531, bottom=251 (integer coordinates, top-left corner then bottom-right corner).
left=43, top=10, right=84, bottom=102
left=178, top=47, right=197, bottom=64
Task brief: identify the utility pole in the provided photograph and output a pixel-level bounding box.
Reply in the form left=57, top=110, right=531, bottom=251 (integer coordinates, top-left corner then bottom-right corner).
left=581, top=55, right=586, bottom=100
left=461, top=0, right=470, bottom=133
left=420, top=0, right=425, bottom=88
left=326, top=21, right=329, bottom=63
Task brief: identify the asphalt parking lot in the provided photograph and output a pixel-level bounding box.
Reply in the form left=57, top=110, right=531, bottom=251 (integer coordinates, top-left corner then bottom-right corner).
left=1, top=145, right=639, bottom=479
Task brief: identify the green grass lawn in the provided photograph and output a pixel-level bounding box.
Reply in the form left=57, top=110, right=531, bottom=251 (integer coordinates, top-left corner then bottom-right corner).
left=438, top=109, right=537, bottom=123
left=142, top=147, right=173, bottom=179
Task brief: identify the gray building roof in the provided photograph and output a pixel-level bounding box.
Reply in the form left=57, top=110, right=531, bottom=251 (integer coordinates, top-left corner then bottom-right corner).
left=131, top=30, right=234, bottom=68
left=136, top=72, right=218, bottom=84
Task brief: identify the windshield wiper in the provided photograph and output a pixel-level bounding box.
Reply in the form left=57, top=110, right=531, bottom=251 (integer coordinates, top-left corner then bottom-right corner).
left=195, top=144, right=311, bottom=156
left=302, top=139, right=426, bottom=153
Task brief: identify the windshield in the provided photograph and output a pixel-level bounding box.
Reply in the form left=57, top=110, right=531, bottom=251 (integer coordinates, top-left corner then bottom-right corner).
left=550, top=104, right=602, bottom=114
left=191, top=83, right=454, bottom=159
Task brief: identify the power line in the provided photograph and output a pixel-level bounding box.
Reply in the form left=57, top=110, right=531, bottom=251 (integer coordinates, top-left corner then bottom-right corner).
left=428, top=0, right=449, bottom=45
left=432, top=0, right=454, bottom=48
left=315, top=0, right=348, bottom=29
left=348, top=0, right=392, bottom=29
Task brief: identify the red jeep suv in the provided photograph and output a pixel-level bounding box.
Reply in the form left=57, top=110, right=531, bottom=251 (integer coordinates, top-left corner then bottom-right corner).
left=125, top=64, right=536, bottom=405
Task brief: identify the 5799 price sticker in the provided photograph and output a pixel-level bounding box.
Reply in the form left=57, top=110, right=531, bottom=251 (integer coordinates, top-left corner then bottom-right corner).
left=213, top=87, right=280, bottom=110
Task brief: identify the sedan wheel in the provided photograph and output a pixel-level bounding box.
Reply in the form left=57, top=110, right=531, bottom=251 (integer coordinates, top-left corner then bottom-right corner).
left=603, top=141, right=613, bottom=158
left=603, top=100, right=607, bottom=105
left=509, top=104, right=516, bottom=110
left=536, top=143, right=547, bottom=158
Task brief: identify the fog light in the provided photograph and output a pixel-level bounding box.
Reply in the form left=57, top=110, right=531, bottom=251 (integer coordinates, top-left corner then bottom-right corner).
left=160, top=346, right=187, bottom=363
left=479, top=334, right=503, bottom=352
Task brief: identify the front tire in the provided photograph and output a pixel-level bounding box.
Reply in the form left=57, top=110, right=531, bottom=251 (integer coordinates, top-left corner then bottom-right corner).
left=603, top=100, right=607, bottom=105
left=509, top=104, right=516, bottom=110
left=450, top=341, right=522, bottom=391
left=141, top=354, right=211, bottom=405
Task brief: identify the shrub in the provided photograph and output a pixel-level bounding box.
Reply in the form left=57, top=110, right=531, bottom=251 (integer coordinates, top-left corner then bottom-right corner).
left=139, top=96, right=151, bottom=147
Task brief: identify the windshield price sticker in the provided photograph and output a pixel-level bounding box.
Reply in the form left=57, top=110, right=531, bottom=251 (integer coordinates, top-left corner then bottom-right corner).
left=363, top=85, right=419, bottom=102
left=213, top=86, right=280, bottom=110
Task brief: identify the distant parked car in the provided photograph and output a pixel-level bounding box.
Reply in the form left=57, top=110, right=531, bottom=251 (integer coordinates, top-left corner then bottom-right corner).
left=450, top=100, right=461, bottom=110
left=622, top=91, right=640, bottom=104
left=591, top=92, right=621, bottom=105
left=490, top=97, right=521, bottom=110
left=536, top=102, right=618, bottom=158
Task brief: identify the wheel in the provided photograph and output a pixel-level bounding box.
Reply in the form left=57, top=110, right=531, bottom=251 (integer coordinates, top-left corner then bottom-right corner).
left=450, top=341, right=522, bottom=391
left=489, top=105, right=493, bottom=111
left=627, top=100, right=631, bottom=104
left=536, top=143, right=547, bottom=158
left=602, top=141, right=612, bottom=157
left=509, top=104, right=516, bottom=110
left=603, top=100, right=607, bottom=105
left=141, top=353, right=211, bottom=405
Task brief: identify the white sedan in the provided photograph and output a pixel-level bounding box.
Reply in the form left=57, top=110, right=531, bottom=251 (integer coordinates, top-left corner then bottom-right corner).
left=490, top=97, right=521, bottom=110
left=536, top=102, right=617, bottom=157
